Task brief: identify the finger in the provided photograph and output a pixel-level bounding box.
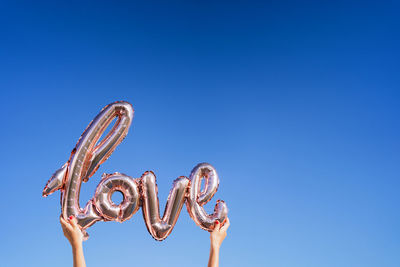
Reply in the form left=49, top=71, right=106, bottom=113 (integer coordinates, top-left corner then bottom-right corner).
left=211, top=221, right=219, bottom=233
left=61, top=217, right=74, bottom=232
left=212, top=220, right=220, bottom=232
left=221, top=218, right=230, bottom=231
left=62, top=222, right=73, bottom=233
left=60, top=216, right=68, bottom=226
left=68, top=215, right=78, bottom=227
left=222, top=217, right=227, bottom=225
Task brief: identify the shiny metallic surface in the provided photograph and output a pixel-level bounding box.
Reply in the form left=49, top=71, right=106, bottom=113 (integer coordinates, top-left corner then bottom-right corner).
left=63, top=101, right=134, bottom=229
left=94, top=173, right=140, bottom=222
left=43, top=101, right=229, bottom=240
left=141, top=171, right=190, bottom=241
left=42, top=101, right=134, bottom=236
left=186, top=163, right=228, bottom=231
left=42, top=163, right=68, bottom=197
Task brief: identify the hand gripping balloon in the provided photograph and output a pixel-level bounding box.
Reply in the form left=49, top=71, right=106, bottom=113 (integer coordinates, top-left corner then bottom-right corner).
left=42, top=101, right=228, bottom=240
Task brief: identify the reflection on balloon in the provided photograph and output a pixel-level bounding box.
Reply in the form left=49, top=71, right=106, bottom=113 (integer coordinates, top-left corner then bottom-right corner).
left=186, top=163, right=228, bottom=231
left=141, top=172, right=190, bottom=240
left=43, top=101, right=134, bottom=239
left=43, top=101, right=228, bottom=240
left=94, top=173, right=140, bottom=222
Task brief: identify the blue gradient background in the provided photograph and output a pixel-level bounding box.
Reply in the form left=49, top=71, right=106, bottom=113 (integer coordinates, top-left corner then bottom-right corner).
left=0, top=1, right=399, bottom=266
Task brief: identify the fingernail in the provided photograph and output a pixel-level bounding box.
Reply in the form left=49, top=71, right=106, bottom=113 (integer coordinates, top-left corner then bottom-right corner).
left=69, top=216, right=73, bottom=220
left=215, top=221, right=219, bottom=224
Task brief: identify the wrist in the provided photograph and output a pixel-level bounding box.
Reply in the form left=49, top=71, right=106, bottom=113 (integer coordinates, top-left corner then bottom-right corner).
left=71, top=241, right=83, bottom=251
left=210, top=242, right=221, bottom=251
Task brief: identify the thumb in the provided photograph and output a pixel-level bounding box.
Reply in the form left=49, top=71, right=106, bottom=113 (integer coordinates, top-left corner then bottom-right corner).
left=68, top=215, right=78, bottom=227
left=213, top=220, right=220, bottom=231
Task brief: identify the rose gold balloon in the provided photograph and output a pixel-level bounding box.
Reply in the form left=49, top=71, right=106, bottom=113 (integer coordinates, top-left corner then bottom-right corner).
left=93, top=173, right=140, bottom=222
left=43, top=101, right=134, bottom=238
left=141, top=171, right=190, bottom=241
left=186, top=163, right=228, bottom=231
left=43, top=101, right=229, bottom=240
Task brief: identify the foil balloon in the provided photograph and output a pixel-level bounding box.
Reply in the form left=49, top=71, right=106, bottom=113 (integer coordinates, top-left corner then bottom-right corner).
left=94, top=173, right=140, bottom=222
left=141, top=171, right=190, bottom=240
left=43, top=101, right=135, bottom=238
left=43, top=101, right=228, bottom=240
left=186, top=163, right=228, bottom=231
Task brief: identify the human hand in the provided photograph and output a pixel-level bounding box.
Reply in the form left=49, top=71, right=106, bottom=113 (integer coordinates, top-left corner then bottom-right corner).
left=210, top=218, right=230, bottom=249
left=60, top=215, right=83, bottom=248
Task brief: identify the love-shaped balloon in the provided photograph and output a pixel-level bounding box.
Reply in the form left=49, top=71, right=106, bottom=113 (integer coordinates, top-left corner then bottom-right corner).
left=42, top=101, right=228, bottom=240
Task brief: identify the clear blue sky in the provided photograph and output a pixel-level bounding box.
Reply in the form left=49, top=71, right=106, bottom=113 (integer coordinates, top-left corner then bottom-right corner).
left=0, top=1, right=399, bottom=266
